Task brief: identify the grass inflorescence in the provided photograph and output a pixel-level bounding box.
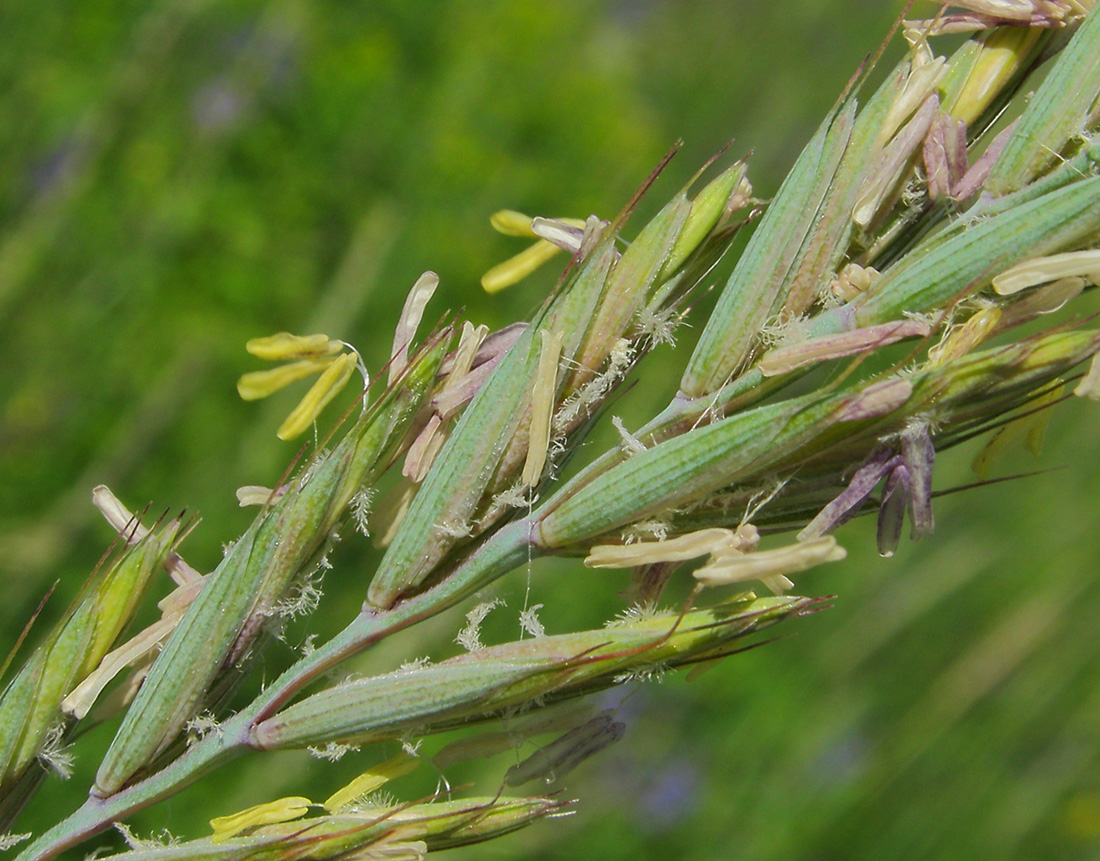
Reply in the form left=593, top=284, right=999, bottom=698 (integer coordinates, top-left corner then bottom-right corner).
left=5, top=3, right=1100, bottom=858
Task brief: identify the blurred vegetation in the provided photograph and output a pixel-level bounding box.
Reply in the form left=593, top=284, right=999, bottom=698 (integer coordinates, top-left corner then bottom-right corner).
left=3, top=1, right=1100, bottom=859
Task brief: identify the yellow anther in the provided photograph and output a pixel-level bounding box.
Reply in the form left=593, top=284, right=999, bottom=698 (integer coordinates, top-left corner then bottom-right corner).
left=239, top=330, right=367, bottom=440
left=829, top=263, right=880, bottom=303
left=245, top=332, right=342, bottom=361
left=235, top=485, right=279, bottom=507
left=490, top=209, right=539, bottom=238
left=322, top=752, right=419, bottom=812
left=209, top=796, right=312, bottom=842
left=276, top=351, right=359, bottom=441
left=585, top=527, right=753, bottom=568
left=481, top=240, right=563, bottom=293
left=993, top=250, right=1100, bottom=296
left=928, top=306, right=1002, bottom=366
left=693, top=536, right=846, bottom=594
left=483, top=210, right=588, bottom=292
left=237, top=357, right=337, bottom=401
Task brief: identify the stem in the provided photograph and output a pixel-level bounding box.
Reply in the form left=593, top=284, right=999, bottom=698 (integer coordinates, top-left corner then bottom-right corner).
left=17, top=520, right=533, bottom=861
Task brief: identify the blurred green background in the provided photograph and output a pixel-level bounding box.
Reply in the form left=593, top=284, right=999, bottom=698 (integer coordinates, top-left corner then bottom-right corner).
left=4, top=1, right=1100, bottom=859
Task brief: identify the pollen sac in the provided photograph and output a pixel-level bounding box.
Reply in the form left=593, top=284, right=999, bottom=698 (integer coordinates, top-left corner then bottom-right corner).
left=322, top=752, right=419, bottom=811
left=276, top=351, right=359, bottom=441
left=901, top=423, right=935, bottom=539
left=237, top=357, right=337, bottom=401
left=482, top=212, right=587, bottom=292
left=692, top=536, right=846, bottom=594
left=799, top=447, right=901, bottom=541
left=922, top=109, right=967, bottom=201
left=245, top=332, right=342, bottom=361
left=800, top=422, right=933, bottom=555
left=238, top=329, right=364, bottom=441
left=876, top=462, right=910, bottom=558
left=210, top=796, right=312, bottom=842
left=993, top=250, right=1100, bottom=296
left=490, top=208, right=539, bottom=237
